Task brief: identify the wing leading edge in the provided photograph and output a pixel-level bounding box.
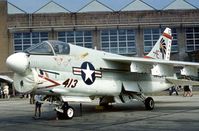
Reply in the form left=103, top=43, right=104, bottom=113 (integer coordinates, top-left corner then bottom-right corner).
left=103, top=56, right=199, bottom=77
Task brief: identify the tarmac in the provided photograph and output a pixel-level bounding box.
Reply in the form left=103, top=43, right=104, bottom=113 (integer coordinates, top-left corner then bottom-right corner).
left=0, top=94, right=199, bottom=131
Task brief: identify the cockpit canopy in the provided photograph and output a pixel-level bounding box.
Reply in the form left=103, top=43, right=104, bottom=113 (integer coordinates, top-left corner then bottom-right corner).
left=25, top=40, right=70, bottom=55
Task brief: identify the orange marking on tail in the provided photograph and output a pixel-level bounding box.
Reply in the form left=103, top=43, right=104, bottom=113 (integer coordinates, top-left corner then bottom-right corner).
left=163, top=33, right=172, bottom=40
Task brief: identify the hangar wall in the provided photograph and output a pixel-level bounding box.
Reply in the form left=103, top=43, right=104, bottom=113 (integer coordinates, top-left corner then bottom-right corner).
left=0, top=0, right=9, bottom=74
left=8, top=10, right=199, bottom=57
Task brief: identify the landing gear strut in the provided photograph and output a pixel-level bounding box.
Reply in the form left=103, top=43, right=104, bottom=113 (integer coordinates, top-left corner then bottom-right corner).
left=56, top=102, right=75, bottom=120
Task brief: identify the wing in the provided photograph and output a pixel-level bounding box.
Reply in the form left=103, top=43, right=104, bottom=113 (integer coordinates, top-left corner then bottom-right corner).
left=103, top=56, right=199, bottom=77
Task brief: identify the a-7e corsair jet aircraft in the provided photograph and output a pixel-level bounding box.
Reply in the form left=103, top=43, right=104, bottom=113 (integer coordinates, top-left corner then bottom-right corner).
left=6, top=28, right=199, bottom=119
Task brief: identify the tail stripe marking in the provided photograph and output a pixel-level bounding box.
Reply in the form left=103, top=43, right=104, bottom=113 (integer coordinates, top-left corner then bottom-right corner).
left=163, top=33, right=172, bottom=40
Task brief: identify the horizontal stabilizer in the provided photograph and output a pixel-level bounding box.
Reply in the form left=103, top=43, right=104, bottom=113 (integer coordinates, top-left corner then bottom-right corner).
left=61, top=96, right=92, bottom=102
left=166, top=77, right=199, bottom=86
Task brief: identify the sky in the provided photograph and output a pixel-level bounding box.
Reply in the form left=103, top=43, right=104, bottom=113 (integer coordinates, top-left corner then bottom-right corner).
left=8, top=0, right=199, bottom=13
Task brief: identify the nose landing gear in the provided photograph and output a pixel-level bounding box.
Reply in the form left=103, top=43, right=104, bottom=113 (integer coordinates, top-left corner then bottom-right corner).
left=56, top=102, right=75, bottom=120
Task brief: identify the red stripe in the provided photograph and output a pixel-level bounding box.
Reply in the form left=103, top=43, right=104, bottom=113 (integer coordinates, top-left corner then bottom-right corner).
left=95, top=72, right=102, bottom=75
left=144, top=56, right=153, bottom=59
left=38, top=75, right=60, bottom=88
left=73, top=70, right=81, bottom=72
left=163, top=32, right=172, bottom=40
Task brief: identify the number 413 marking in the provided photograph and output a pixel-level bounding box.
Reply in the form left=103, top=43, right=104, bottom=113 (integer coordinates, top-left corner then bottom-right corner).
left=63, top=78, right=78, bottom=88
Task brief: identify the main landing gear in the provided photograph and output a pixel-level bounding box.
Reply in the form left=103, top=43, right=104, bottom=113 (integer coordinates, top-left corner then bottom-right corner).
left=144, top=97, right=154, bottom=110
left=134, top=94, right=155, bottom=110
left=56, top=102, right=75, bottom=120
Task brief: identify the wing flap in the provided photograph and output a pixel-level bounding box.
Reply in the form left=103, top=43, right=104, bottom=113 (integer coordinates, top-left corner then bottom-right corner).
left=181, top=66, right=198, bottom=77
left=166, top=77, right=199, bottom=86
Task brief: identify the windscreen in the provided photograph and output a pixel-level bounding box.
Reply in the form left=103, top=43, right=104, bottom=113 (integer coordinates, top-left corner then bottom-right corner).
left=25, top=40, right=70, bottom=55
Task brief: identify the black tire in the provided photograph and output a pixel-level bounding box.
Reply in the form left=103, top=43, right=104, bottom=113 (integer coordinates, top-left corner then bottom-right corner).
left=57, top=106, right=75, bottom=120
left=57, top=111, right=64, bottom=120
left=144, top=97, right=155, bottom=110
left=64, top=106, right=74, bottom=119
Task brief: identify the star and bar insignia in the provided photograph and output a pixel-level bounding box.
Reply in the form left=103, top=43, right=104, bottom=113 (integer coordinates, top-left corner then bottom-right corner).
left=73, top=62, right=102, bottom=85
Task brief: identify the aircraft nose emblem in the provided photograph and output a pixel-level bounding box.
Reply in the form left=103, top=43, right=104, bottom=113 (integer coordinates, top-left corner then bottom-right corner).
left=73, top=62, right=102, bottom=85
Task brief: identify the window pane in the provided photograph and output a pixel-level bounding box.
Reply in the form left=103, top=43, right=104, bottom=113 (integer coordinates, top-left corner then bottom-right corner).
left=119, top=42, right=126, bottom=47
left=110, top=36, right=117, bottom=41
left=127, top=42, right=135, bottom=47
left=100, top=29, right=136, bottom=55
left=85, top=43, right=92, bottom=48
left=110, top=30, right=117, bottom=35
left=110, top=42, right=117, bottom=47
left=127, top=36, right=134, bottom=41
left=58, top=38, right=66, bottom=42
left=13, top=32, right=48, bottom=52
left=32, top=32, right=39, bottom=38
left=84, top=31, right=91, bottom=36
left=67, top=32, right=74, bottom=37
left=14, top=39, right=22, bottom=45
left=101, top=36, right=109, bottom=41
left=40, top=32, right=48, bottom=37
left=23, top=39, right=30, bottom=44
left=118, top=30, right=126, bottom=35
left=84, top=37, right=92, bottom=42
left=14, top=33, right=22, bottom=38
left=153, top=35, right=159, bottom=40
left=76, top=31, right=83, bottom=36
left=187, top=34, right=193, bottom=39
left=144, top=35, right=151, bottom=40
left=58, top=32, right=65, bottom=37
left=102, top=42, right=109, bottom=48
left=23, top=33, right=30, bottom=38
left=76, top=37, right=83, bottom=42
left=67, top=37, right=74, bottom=43
left=144, top=41, right=152, bottom=46
left=144, top=29, right=151, bottom=34
left=127, top=30, right=134, bottom=35
left=119, top=36, right=126, bottom=41
left=101, top=30, right=109, bottom=36
left=58, top=31, right=92, bottom=48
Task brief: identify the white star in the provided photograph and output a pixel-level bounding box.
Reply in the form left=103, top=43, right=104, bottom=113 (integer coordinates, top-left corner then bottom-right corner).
left=82, top=63, right=94, bottom=82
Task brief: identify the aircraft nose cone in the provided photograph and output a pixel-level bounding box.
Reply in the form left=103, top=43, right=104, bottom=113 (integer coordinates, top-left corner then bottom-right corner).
left=6, top=52, right=29, bottom=74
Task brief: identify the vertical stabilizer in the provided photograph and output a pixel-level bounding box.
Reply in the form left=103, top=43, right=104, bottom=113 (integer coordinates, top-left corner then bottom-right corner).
left=145, top=28, right=172, bottom=60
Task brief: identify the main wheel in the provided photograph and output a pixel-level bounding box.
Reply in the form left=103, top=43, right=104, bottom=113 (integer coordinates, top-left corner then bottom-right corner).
left=144, top=97, right=154, bottom=110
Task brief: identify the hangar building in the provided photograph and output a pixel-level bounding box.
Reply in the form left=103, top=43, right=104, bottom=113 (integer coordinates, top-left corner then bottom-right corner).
left=0, top=0, right=199, bottom=75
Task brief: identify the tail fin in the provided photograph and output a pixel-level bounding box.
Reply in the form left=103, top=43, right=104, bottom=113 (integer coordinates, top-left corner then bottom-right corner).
left=145, top=28, right=172, bottom=60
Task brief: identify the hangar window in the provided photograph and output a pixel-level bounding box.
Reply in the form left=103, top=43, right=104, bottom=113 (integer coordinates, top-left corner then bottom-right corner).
left=100, top=29, right=136, bottom=55
left=57, top=31, right=92, bottom=48
left=13, top=32, right=48, bottom=52
left=144, top=28, right=178, bottom=53
left=186, top=27, right=199, bottom=52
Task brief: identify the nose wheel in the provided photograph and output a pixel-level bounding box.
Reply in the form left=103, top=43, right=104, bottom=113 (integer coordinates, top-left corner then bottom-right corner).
left=65, top=106, right=75, bottom=119
left=56, top=102, right=75, bottom=120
